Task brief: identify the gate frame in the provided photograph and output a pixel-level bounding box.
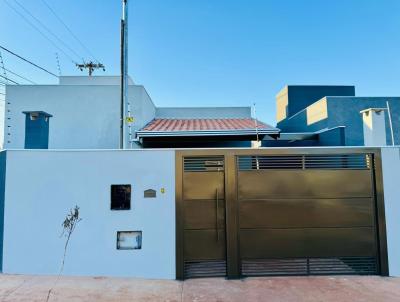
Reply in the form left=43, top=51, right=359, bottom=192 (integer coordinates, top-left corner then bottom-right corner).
left=175, top=147, right=388, bottom=279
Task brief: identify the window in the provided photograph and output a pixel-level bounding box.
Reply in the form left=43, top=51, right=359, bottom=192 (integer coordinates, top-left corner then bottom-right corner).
left=117, top=231, right=142, bottom=250
left=111, top=185, right=131, bottom=210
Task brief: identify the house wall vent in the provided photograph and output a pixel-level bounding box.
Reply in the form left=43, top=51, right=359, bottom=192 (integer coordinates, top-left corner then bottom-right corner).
left=184, top=156, right=224, bottom=172
left=238, top=154, right=371, bottom=170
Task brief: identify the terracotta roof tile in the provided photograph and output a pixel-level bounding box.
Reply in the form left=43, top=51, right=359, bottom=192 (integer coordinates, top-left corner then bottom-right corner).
left=141, top=118, right=275, bottom=132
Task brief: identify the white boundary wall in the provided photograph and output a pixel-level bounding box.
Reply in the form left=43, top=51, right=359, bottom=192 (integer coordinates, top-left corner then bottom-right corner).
left=2, top=150, right=175, bottom=279
left=381, top=147, right=400, bottom=277
left=2, top=147, right=399, bottom=279
left=5, top=84, right=156, bottom=149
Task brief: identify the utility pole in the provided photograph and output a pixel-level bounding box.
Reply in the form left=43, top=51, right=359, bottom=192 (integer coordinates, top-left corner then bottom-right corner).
left=120, top=0, right=129, bottom=149
left=76, top=61, right=105, bottom=76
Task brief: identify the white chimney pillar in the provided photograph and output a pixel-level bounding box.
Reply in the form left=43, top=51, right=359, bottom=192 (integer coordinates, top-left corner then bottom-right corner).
left=360, top=108, right=387, bottom=146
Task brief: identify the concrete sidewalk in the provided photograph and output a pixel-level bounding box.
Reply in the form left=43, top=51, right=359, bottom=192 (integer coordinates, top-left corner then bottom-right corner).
left=0, top=274, right=399, bottom=302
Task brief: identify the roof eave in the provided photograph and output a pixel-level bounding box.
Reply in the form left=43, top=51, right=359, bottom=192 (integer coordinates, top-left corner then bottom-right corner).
left=136, top=129, right=280, bottom=138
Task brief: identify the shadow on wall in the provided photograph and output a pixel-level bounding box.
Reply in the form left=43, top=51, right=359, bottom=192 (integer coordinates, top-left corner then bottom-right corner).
left=0, top=151, right=6, bottom=272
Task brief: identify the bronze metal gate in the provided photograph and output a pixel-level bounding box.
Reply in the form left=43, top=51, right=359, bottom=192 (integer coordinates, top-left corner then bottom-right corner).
left=176, top=149, right=388, bottom=279
left=179, top=156, right=227, bottom=278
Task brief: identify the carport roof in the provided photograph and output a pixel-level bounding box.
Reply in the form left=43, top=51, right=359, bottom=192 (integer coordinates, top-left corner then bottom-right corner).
left=137, top=118, right=280, bottom=137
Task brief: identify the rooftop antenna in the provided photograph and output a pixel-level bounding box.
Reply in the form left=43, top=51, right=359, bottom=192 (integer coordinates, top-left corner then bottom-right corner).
left=76, top=61, right=105, bottom=76
left=253, top=102, right=260, bottom=147
left=386, top=101, right=395, bottom=146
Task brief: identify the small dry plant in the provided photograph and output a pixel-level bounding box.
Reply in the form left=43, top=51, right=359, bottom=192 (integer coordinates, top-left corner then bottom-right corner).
left=46, top=205, right=82, bottom=302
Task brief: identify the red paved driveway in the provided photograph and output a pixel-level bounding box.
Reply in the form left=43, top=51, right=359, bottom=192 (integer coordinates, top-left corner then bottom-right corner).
left=0, top=274, right=398, bottom=302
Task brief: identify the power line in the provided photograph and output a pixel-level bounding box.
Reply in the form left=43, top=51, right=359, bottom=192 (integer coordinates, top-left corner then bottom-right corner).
left=0, top=45, right=58, bottom=78
left=0, top=74, right=19, bottom=85
left=41, top=0, right=101, bottom=64
left=3, top=68, right=36, bottom=84
left=3, top=0, right=78, bottom=64
left=11, top=0, right=83, bottom=62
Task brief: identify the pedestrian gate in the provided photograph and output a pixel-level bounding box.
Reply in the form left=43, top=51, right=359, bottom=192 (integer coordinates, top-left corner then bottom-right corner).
left=175, top=149, right=388, bottom=279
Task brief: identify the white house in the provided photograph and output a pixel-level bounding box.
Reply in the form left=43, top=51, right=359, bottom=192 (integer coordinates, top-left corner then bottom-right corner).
left=0, top=76, right=399, bottom=281
left=3, top=76, right=278, bottom=149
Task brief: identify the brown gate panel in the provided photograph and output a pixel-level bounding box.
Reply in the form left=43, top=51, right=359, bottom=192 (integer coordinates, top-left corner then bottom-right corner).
left=184, top=199, right=226, bottom=229
left=183, top=172, right=225, bottom=200
left=180, top=156, right=227, bottom=279
left=238, top=170, right=373, bottom=199
left=176, top=149, right=388, bottom=279
left=184, top=230, right=226, bottom=260
left=239, top=198, right=375, bottom=229
left=237, top=153, right=380, bottom=276
left=239, top=227, right=376, bottom=259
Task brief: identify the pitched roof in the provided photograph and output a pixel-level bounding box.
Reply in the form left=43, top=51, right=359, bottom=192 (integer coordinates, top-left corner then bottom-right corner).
left=137, top=118, right=280, bottom=138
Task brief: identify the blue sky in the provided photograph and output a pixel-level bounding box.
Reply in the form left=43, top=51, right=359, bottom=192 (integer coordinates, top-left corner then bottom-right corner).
left=1, top=0, right=400, bottom=123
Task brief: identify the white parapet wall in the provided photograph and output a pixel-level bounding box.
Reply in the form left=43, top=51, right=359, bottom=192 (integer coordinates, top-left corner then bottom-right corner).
left=4, top=83, right=156, bottom=149
left=381, top=147, right=400, bottom=277
left=2, top=149, right=176, bottom=279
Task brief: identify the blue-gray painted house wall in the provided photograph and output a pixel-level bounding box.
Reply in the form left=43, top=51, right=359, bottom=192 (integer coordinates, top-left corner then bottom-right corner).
left=262, top=127, right=345, bottom=147
left=318, top=127, right=346, bottom=146
left=24, top=113, right=51, bottom=149
left=278, top=97, right=400, bottom=146
left=282, top=85, right=355, bottom=118
left=327, top=97, right=400, bottom=146
left=0, top=151, right=6, bottom=271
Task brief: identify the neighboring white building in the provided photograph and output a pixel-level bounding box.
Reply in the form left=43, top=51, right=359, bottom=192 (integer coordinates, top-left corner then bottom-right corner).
left=4, top=76, right=154, bottom=149
left=3, top=76, right=273, bottom=149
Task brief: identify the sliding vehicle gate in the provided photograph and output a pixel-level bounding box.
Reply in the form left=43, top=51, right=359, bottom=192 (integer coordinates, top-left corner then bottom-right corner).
left=176, top=149, right=388, bottom=279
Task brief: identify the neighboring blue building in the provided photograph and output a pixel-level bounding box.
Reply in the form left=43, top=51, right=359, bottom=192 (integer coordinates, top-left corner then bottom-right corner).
left=276, top=85, right=356, bottom=121
left=274, top=85, right=400, bottom=146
